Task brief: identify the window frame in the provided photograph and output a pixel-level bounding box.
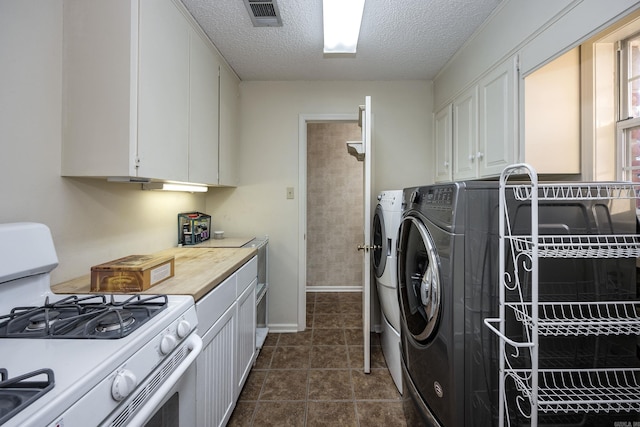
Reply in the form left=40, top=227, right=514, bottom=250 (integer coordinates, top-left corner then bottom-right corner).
left=617, top=32, right=640, bottom=182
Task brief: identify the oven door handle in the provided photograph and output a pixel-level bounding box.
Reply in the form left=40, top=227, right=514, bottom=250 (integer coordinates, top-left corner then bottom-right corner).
left=127, top=333, right=203, bottom=427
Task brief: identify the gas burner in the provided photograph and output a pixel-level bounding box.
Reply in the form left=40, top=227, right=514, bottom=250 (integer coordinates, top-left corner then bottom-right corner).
left=95, top=310, right=135, bottom=334
left=0, top=294, right=168, bottom=339
left=0, top=368, right=55, bottom=426
left=25, top=311, right=60, bottom=332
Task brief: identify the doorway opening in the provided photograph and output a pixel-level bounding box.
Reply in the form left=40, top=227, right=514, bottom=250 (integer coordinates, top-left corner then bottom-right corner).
left=297, top=114, right=359, bottom=330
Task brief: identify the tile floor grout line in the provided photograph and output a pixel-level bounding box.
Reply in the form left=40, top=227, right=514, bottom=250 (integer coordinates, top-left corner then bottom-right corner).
left=229, top=292, right=405, bottom=426
left=303, top=322, right=313, bottom=427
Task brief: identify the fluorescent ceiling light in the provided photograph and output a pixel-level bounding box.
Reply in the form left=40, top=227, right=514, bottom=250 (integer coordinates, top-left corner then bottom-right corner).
left=323, top=0, right=365, bottom=55
left=142, top=182, right=208, bottom=193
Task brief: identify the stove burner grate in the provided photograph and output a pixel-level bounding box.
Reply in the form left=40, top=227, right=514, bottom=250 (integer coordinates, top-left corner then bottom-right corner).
left=0, top=294, right=168, bottom=339
left=0, top=368, right=55, bottom=426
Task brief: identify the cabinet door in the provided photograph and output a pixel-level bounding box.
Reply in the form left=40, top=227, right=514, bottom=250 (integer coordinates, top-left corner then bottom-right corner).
left=478, top=57, right=517, bottom=178
left=219, top=64, right=240, bottom=186
left=197, top=304, right=236, bottom=427
left=62, top=0, right=137, bottom=177
left=189, top=29, right=220, bottom=185
left=137, top=0, right=190, bottom=182
left=453, top=86, right=478, bottom=180
left=434, top=105, right=453, bottom=182
left=235, top=279, right=256, bottom=399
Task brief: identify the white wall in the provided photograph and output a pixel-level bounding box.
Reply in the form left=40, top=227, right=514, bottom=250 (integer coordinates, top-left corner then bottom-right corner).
left=0, top=0, right=204, bottom=284
left=206, top=81, right=432, bottom=329
left=434, top=0, right=640, bottom=110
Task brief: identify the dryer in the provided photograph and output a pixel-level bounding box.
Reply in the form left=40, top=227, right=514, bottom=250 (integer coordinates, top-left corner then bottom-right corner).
left=372, top=189, right=403, bottom=393
left=397, top=182, right=501, bottom=427
left=397, top=181, right=640, bottom=426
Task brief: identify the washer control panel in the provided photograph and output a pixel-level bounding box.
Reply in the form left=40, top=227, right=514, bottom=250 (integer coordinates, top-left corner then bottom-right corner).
left=423, top=186, right=454, bottom=207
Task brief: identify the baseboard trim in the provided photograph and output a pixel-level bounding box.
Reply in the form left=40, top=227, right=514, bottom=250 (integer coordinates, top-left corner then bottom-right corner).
left=306, top=286, right=363, bottom=293
left=267, top=323, right=301, bottom=333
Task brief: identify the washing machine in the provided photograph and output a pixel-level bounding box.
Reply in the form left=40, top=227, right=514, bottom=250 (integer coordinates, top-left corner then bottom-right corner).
left=397, top=181, right=501, bottom=427
left=397, top=181, right=640, bottom=426
left=372, top=190, right=403, bottom=393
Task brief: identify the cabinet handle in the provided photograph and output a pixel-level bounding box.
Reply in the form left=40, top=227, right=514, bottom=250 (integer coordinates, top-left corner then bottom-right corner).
left=469, top=154, right=475, bottom=162
left=477, top=152, right=484, bottom=160
left=444, top=161, right=449, bottom=168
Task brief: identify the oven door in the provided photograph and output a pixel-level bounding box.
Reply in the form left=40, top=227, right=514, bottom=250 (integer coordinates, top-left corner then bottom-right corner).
left=101, top=333, right=202, bottom=427
left=140, top=358, right=198, bottom=427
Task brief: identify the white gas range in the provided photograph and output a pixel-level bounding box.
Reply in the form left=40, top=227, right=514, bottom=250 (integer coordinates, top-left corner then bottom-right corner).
left=0, top=223, right=201, bottom=427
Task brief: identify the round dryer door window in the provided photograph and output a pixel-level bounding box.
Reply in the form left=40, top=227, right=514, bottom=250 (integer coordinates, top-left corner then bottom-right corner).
left=397, top=215, right=441, bottom=343
left=372, top=205, right=387, bottom=278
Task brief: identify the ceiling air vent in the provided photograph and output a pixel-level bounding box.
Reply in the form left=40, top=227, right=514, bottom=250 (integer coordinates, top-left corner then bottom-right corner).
left=243, top=0, right=282, bottom=27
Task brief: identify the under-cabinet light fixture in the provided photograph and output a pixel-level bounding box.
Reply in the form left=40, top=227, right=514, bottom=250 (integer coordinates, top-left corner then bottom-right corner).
left=323, top=0, right=365, bottom=56
left=142, top=182, right=208, bottom=193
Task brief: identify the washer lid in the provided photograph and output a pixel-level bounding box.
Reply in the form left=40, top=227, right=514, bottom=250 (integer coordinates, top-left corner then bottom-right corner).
left=397, top=215, right=441, bottom=343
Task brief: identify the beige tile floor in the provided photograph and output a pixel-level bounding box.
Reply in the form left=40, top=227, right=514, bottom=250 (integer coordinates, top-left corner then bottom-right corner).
left=228, top=292, right=407, bottom=426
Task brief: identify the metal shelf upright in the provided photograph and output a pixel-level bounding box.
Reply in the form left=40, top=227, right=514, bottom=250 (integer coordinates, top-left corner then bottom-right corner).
left=484, top=163, right=640, bottom=425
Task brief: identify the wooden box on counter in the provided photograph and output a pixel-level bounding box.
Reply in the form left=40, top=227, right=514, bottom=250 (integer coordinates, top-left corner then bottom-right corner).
left=90, top=254, right=175, bottom=292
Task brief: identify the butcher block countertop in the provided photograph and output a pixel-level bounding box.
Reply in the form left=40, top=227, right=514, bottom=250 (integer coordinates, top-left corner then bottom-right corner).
left=191, top=236, right=255, bottom=248
left=51, top=246, right=257, bottom=302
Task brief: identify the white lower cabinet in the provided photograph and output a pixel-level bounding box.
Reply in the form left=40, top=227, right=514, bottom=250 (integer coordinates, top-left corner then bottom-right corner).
left=196, top=256, right=257, bottom=427
left=236, top=279, right=257, bottom=399
left=197, top=302, right=236, bottom=427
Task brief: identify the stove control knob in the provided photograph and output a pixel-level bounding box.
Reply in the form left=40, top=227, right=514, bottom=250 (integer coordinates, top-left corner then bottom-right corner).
left=176, top=320, right=191, bottom=338
left=160, top=334, right=177, bottom=355
left=111, top=370, right=137, bottom=401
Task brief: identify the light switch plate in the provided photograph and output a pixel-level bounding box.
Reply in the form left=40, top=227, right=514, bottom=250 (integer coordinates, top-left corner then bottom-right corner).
left=286, top=187, right=294, bottom=199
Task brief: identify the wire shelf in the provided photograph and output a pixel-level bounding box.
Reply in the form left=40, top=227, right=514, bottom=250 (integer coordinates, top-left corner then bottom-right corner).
left=506, top=369, right=640, bottom=414
left=509, top=183, right=639, bottom=201
left=507, top=302, right=640, bottom=336
left=507, top=235, right=640, bottom=258
left=488, top=164, right=640, bottom=425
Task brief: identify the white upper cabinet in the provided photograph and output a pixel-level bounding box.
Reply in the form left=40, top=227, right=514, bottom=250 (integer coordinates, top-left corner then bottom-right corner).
left=448, top=56, right=517, bottom=181
left=478, top=57, right=517, bottom=178
left=189, top=29, right=221, bottom=185
left=137, top=0, right=190, bottom=182
left=62, top=0, right=227, bottom=186
left=219, top=64, right=241, bottom=187
left=453, top=86, right=478, bottom=180
left=434, top=105, right=452, bottom=182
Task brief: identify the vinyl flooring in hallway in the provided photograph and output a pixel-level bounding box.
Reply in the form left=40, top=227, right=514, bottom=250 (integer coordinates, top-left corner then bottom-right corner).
left=228, top=292, right=407, bottom=426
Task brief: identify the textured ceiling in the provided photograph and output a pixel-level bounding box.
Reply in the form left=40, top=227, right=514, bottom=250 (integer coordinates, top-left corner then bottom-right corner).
left=180, top=0, right=503, bottom=81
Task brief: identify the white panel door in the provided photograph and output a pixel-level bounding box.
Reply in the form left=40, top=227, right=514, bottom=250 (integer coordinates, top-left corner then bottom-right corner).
left=361, top=96, right=372, bottom=373
left=219, top=65, right=241, bottom=186
left=137, top=0, right=190, bottom=182
left=434, top=104, right=453, bottom=182
left=478, top=57, right=517, bottom=178
left=197, top=305, right=236, bottom=427
left=235, top=280, right=256, bottom=398
left=453, top=86, right=478, bottom=180
left=189, top=28, right=220, bottom=185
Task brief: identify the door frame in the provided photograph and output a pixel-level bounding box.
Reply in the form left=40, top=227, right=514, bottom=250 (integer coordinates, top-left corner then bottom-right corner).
left=297, top=113, right=359, bottom=331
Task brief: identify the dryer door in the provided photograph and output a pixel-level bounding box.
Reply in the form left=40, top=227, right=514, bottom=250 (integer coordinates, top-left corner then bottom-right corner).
left=397, top=215, right=441, bottom=343
left=372, top=204, right=387, bottom=279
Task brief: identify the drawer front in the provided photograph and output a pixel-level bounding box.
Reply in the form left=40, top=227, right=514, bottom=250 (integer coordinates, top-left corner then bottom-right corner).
left=236, top=256, right=257, bottom=297
left=197, top=274, right=236, bottom=333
